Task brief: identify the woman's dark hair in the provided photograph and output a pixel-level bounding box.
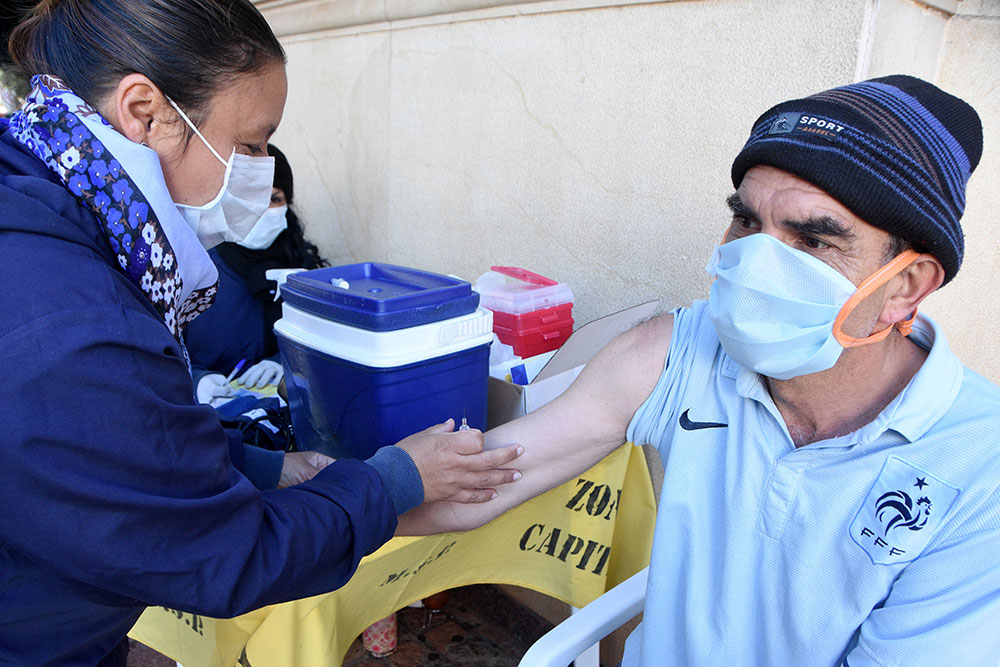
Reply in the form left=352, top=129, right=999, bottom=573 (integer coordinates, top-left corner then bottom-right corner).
left=269, top=143, right=294, bottom=205
left=268, top=144, right=327, bottom=270
left=7, top=0, right=285, bottom=126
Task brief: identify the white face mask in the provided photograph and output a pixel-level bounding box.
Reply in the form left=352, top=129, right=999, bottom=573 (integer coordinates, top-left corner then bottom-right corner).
left=706, top=233, right=919, bottom=380
left=167, top=98, right=274, bottom=249
left=238, top=204, right=288, bottom=250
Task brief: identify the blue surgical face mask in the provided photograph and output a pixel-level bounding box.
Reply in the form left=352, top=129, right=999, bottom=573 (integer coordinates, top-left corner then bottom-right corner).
left=706, top=233, right=918, bottom=380
left=167, top=98, right=274, bottom=249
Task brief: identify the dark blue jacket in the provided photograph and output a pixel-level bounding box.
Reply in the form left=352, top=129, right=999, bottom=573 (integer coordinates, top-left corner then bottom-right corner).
left=183, top=246, right=286, bottom=489
left=185, top=246, right=279, bottom=383
left=0, top=123, right=419, bottom=665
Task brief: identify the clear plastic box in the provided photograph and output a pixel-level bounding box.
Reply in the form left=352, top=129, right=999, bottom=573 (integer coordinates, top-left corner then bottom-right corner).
left=475, top=267, right=574, bottom=358
left=475, top=266, right=574, bottom=314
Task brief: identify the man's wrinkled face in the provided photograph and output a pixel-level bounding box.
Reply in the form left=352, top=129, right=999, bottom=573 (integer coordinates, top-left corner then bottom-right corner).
left=725, top=165, right=897, bottom=339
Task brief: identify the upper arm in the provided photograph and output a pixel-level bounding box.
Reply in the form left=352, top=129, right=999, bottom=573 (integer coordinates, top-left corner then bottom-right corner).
left=398, top=313, right=673, bottom=534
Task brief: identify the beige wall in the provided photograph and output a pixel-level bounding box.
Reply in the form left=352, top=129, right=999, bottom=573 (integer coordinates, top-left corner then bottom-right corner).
left=925, top=0, right=1000, bottom=383
left=256, top=0, right=999, bottom=385
left=254, top=0, right=999, bottom=660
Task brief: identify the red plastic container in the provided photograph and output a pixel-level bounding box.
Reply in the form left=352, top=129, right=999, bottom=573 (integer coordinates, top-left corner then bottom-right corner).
left=476, top=266, right=574, bottom=358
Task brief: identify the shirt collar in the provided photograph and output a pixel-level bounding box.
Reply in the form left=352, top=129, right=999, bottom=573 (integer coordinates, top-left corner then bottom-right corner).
left=730, top=312, right=963, bottom=445
left=871, top=312, right=963, bottom=442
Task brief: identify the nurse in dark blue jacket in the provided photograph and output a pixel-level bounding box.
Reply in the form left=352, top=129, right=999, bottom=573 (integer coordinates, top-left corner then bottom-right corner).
left=0, top=2, right=521, bottom=665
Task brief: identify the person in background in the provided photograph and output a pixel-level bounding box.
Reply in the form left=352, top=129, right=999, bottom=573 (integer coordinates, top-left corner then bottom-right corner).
left=399, top=75, right=1000, bottom=666
left=188, top=143, right=324, bottom=404
left=186, top=143, right=333, bottom=490
left=0, top=1, right=521, bottom=665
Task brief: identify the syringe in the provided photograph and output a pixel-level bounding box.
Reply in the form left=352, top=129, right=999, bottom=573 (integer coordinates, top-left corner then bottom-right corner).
left=458, top=408, right=470, bottom=431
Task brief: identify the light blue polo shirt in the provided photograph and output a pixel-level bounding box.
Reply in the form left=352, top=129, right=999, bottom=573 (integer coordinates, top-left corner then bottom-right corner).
left=623, top=300, right=1000, bottom=667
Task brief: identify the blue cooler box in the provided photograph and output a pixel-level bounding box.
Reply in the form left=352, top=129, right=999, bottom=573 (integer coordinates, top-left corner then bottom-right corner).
left=274, top=263, right=493, bottom=459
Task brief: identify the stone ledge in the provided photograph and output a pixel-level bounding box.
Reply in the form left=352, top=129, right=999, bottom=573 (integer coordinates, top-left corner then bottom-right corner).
left=254, top=0, right=688, bottom=38
left=254, top=0, right=961, bottom=38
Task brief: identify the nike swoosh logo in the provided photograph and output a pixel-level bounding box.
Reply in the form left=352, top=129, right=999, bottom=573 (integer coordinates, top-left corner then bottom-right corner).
left=679, top=409, right=728, bottom=431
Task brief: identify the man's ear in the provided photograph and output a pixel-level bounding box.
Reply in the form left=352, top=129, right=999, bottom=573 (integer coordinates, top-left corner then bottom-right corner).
left=881, top=254, right=945, bottom=324
left=103, top=73, right=171, bottom=146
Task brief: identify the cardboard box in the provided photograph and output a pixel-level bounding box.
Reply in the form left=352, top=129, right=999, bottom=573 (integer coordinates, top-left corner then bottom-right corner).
left=487, top=300, right=660, bottom=428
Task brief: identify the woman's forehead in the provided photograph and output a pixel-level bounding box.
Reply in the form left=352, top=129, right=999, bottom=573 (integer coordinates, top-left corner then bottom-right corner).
left=202, top=63, right=286, bottom=139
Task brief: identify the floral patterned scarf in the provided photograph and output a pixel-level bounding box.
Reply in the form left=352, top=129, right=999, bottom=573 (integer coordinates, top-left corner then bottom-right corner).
left=7, top=74, right=218, bottom=342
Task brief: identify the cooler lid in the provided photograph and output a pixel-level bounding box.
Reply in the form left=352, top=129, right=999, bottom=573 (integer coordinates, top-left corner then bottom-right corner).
left=282, top=262, right=480, bottom=331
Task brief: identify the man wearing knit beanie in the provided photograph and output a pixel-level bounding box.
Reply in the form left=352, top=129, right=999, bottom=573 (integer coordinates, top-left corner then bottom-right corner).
left=731, top=74, right=982, bottom=286
left=402, top=76, right=999, bottom=667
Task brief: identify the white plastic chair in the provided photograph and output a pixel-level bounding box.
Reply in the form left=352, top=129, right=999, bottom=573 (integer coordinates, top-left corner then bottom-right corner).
left=518, top=566, right=649, bottom=667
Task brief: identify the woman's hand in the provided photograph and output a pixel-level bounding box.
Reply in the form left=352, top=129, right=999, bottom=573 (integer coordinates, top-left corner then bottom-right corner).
left=278, top=451, right=335, bottom=488
left=195, top=373, right=235, bottom=406
left=237, top=360, right=283, bottom=389
left=394, top=420, right=522, bottom=504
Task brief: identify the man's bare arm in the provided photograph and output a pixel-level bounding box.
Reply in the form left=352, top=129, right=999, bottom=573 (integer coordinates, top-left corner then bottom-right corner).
left=397, top=312, right=674, bottom=535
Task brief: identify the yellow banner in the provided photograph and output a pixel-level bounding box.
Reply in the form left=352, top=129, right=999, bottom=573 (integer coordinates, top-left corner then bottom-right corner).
left=130, top=444, right=655, bottom=666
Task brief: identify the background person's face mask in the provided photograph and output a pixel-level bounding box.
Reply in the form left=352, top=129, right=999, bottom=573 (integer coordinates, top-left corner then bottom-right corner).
left=706, top=232, right=919, bottom=380
left=168, top=98, right=274, bottom=249
left=238, top=204, right=288, bottom=250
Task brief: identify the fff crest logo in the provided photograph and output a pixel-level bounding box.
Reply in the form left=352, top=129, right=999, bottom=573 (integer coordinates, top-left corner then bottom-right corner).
left=851, top=457, right=959, bottom=565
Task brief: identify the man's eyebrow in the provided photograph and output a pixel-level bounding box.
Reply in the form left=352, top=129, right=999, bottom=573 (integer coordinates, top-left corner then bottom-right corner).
left=785, top=216, right=854, bottom=239
left=726, top=193, right=753, bottom=217
left=726, top=193, right=854, bottom=239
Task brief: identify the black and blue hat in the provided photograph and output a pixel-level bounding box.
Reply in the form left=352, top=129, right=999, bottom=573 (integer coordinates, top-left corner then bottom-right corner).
left=731, top=75, right=983, bottom=285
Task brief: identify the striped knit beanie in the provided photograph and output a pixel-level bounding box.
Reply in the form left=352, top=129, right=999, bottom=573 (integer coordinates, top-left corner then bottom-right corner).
left=731, top=75, right=982, bottom=285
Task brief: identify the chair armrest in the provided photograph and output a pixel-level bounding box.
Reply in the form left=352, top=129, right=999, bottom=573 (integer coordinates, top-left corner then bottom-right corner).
left=518, top=566, right=649, bottom=667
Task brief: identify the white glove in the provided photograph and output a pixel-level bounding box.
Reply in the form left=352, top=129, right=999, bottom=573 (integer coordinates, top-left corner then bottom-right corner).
left=196, top=373, right=235, bottom=406
left=237, top=359, right=284, bottom=389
